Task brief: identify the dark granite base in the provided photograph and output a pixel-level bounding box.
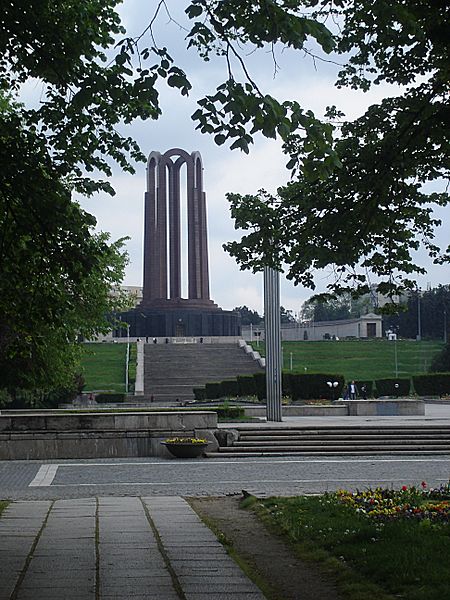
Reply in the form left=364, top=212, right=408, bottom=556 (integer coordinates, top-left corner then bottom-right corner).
left=114, top=307, right=241, bottom=337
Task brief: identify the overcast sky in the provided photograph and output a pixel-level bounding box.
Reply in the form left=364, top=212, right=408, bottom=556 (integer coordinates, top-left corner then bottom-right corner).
left=75, top=1, right=449, bottom=315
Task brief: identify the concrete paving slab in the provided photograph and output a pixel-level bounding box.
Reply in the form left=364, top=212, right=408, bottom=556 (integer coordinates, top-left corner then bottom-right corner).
left=0, top=495, right=266, bottom=600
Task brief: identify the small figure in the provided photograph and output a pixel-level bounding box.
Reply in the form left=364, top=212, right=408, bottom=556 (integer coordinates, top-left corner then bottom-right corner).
left=361, top=384, right=367, bottom=400
left=153, top=337, right=157, bottom=344
left=347, top=380, right=358, bottom=400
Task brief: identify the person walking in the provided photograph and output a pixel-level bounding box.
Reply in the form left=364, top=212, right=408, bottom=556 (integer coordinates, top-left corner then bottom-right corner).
left=348, top=380, right=358, bottom=400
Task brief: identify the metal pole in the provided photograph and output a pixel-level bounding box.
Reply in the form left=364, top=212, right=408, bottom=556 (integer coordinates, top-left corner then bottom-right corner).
left=290, top=352, right=293, bottom=371
left=394, top=336, right=398, bottom=378
left=264, top=266, right=282, bottom=422
left=417, top=288, right=422, bottom=341
left=125, top=324, right=130, bottom=394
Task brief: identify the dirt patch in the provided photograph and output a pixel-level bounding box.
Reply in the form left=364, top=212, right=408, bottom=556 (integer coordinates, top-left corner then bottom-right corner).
left=189, top=495, right=342, bottom=600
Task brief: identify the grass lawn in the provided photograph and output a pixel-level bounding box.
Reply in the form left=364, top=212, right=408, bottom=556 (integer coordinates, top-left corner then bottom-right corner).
left=253, top=339, right=444, bottom=380
left=254, top=484, right=450, bottom=600
left=81, top=343, right=127, bottom=393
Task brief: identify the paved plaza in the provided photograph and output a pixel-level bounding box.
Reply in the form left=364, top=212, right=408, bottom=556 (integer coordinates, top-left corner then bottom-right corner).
left=1, top=406, right=450, bottom=598
left=0, top=496, right=264, bottom=600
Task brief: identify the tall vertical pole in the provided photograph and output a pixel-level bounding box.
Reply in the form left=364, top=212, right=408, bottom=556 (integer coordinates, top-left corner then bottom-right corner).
left=264, top=267, right=282, bottom=422
left=417, top=288, right=422, bottom=341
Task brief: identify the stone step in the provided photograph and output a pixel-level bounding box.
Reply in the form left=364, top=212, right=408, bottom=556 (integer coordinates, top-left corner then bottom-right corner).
left=205, top=448, right=450, bottom=458
left=216, top=443, right=450, bottom=453
left=238, top=432, right=450, bottom=441
left=233, top=438, right=450, bottom=447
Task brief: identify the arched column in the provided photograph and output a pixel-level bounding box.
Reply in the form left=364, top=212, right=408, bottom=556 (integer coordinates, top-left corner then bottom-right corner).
left=142, top=148, right=211, bottom=305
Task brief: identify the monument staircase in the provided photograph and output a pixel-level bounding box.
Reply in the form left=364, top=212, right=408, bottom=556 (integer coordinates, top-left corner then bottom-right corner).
left=206, top=424, right=450, bottom=457
left=143, top=342, right=263, bottom=403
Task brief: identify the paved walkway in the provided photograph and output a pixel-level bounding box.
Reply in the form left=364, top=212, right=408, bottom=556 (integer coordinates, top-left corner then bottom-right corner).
left=0, top=496, right=265, bottom=600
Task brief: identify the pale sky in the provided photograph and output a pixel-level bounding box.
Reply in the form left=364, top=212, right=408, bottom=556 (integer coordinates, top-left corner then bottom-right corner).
left=74, top=1, right=450, bottom=314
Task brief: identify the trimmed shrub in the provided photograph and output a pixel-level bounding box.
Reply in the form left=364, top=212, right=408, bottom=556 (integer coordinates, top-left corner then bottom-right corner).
left=413, top=373, right=450, bottom=397
left=193, top=387, right=207, bottom=401
left=205, top=382, right=222, bottom=400
left=374, top=378, right=411, bottom=398
left=95, top=393, right=125, bottom=403
left=220, top=379, right=238, bottom=397
left=253, top=372, right=266, bottom=401
left=237, top=375, right=257, bottom=397
left=282, top=372, right=292, bottom=397
left=354, top=380, right=374, bottom=398
left=289, top=373, right=345, bottom=401
left=215, top=405, right=244, bottom=419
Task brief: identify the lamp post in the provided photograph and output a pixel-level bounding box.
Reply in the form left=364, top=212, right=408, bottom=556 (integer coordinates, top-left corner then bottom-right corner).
left=125, top=323, right=130, bottom=394
left=327, top=380, right=339, bottom=401
left=416, top=287, right=422, bottom=341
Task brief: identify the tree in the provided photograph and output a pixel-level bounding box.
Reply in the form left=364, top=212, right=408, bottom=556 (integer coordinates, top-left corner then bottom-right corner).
left=233, top=306, right=262, bottom=326
left=2, top=1, right=449, bottom=387
left=0, top=102, right=129, bottom=394
left=221, top=1, right=449, bottom=298
left=383, top=285, right=450, bottom=340
left=429, top=344, right=450, bottom=373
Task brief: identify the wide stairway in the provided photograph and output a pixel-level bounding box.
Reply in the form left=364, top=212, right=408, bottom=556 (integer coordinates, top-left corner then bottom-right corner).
left=143, top=342, right=263, bottom=403
left=206, top=425, right=450, bottom=457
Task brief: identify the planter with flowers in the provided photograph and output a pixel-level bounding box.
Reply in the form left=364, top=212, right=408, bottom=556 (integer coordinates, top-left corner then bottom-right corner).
left=161, top=437, right=209, bottom=458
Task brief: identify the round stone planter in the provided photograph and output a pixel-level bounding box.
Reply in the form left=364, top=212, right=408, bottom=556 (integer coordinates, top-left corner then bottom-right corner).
left=161, top=442, right=209, bottom=459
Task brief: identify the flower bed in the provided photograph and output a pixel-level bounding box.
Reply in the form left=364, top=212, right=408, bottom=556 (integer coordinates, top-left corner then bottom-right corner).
left=336, top=482, right=450, bottom=523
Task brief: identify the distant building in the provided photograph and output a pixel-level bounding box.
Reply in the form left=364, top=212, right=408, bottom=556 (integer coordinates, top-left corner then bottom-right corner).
left=110, top=285, right=143, bottom=307
left=242, top=313, right=383, bottom=342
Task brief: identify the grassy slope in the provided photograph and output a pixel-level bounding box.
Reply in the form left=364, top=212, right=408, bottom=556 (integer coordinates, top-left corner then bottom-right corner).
left=81, top=343, right=127, bottom=393
left=253, top=339, right=444, bottom=380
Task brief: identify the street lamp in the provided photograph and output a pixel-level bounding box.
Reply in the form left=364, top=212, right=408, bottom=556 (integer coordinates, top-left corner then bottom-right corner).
left=327, top=380, right=339, bottom=401
left=125, top=323, right=130, bottom=394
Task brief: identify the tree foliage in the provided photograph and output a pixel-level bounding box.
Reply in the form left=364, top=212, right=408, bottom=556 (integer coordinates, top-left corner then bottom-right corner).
left=384, top=285, right=450, bottom=340
left=223, top=1, right=450, bottom=297
left=2, top=1, right=449, bottom=389
left=233, top=306, right=262, bottom=326
left=0, top=102, right=129, bottom=393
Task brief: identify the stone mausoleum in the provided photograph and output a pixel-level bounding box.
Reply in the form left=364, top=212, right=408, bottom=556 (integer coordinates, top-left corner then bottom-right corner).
left=118, top=148, right=240, bottom=338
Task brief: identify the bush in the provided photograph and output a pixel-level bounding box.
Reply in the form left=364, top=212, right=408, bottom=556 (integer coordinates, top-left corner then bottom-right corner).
left=354, top=380, right=374, bottom=398
left=220, top=379, right=238, bottom=397
left=374, top=378, right=411, bottom=397
left=237, top=375, right=257, bottom=397
left=215, top=404, right=244, bottom=419
left=289, top=373, right=345, bottom=401
left=205, top=382, right=222, bottom=400
left=193, top=387, right=206, bottom=401
left=95, top=393, right=125, bottom=403
left=413, top=373, right=450, bottom=397
left=253, top=372, right=266, bottom=401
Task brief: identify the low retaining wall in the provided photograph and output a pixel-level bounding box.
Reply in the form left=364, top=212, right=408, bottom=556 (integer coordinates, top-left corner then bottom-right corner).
left=243, top=405, right=348, bottom=417
left=0, top=411, right=217, bottom=460
left=338, top=399, right=425, bottom=416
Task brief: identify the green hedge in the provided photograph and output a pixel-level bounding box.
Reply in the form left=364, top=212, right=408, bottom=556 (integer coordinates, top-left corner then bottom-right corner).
left=220, top=379, right=238, bottom=397
left=413, top=373, right=450, bottom=397
left=205, top=382, right=222, bottom=400
left=95, top=393, right=125, bottom=403
left=289, top=373, right=345, bottom=401
left=193, top=387, right=206, bottom=401
left=237, top=375, right=257, bottom=397
left=354, top=380, right=374, bottom=398
left=253, top=372, right=266, bottom=401
left=215, top=405, right=244, bottom=419
left=374, top=378, right=411, bottom=397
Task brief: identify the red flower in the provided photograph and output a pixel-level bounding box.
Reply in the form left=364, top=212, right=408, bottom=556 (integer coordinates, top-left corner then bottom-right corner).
left=402, top=485, right=408, bottom=491
left=421, top=481, right=427, bottom=488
